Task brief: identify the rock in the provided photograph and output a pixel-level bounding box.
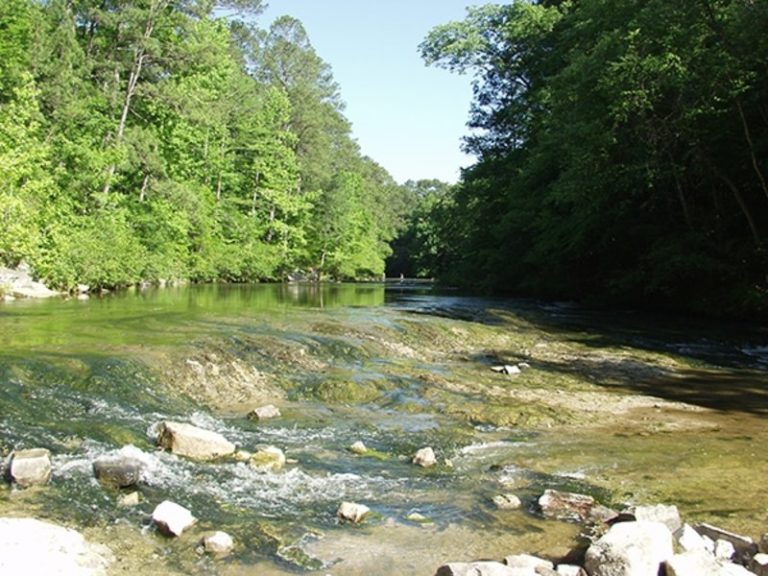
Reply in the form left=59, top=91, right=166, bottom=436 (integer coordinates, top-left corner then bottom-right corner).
left=0, top=517, right=112, bottom=574
left=675, top=523, right=710, bottom=552
left=584, top=520, right=673, bottom=576
left=152, top=500, right=196, bottom=537
left=249, top=446, right=286, bottom=472
left=623, top=504, right=682, bottom=532
left=504, top=553, right=553, bottom=571
left=491, top=365, right=522, bottom=375
left=715, top=539, right=736, bottom=561
left=750, top=553, right=768, bottom=576
left=201, top=531, right=234, bottom=555
left=665, top=549, right=754, bottom=576
left=248, top=404, right=281, bottom=421
left=694, top=523, right=758, bottom=563
left=406, top=512, right=431, bottom=523
left=337, top=502, right=370, bottom=524
left=8, top=448, right=52, bottom=487
left=538, top=489, right=596, bottom=522
left=117, top=492, right=140, bottom=507
left=412, top=446, right=437, bottom=468
left=556, top=565, right=586, bottom=576
left=155, top=421, right=235, bottom=461
left=233, top=449, right=252, bottom=462
left=349, top=441, right=368, bottom=454
left=0, top=265, right=59, bottom=299
left=435, top=561, right=527, bottom=575
left=493, top=493, right=523, bottom=510
left=92, top=455, right=142, bottom=488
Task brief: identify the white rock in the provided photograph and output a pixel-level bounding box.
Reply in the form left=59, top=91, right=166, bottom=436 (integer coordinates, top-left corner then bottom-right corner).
left=491, top=365, right=522, bottom=375
left=249, top=446, right=286, bottom=472
left=665, top=549, right=754, bottom=576
left=557, top=565, right=586, bottom=576
left=750, top=553, right=768, bottom=576
left=695, top=523, right=758, bottom=562
left=0, top=517, right=112, bottom=574
left=584, top=521, right=673, bottom=576
left=117, top=492, right=140, bottom=507
left=675, top=523, right=709, bottom=552
left=538, top=489, right=595, bottom=522
left=337, top=502, right=370, bottom=524
left=412, top=446, right=437, bottom=467
left=349, top=441, right=368, bottom=454
left=155, top=421, right=235, bottom=461
left=8, top=448, right=52, bottom=487
left=248, top=404, right=281, bottom=421
left=152, top=500, right=196, bottom=537
left=504, top=553, right=553, bottom=571
left=494, top=494, right=523, bottom=510
left=435, top=561, right=527, bottom=575
left=202, top=531, right=234, bottom=555
left=715, top=539, right=736, bottom=561
left=627, top=504, right=682, bottom=532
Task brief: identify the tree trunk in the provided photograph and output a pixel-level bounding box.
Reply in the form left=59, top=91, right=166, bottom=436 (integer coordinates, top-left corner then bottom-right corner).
left=716, top=170, right=761, bottom=247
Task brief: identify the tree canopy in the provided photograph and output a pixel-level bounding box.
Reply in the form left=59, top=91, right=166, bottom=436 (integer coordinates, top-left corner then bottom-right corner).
left=415, top=0, right=768, bottom=317
left=0, top=0, right=406, bottom=288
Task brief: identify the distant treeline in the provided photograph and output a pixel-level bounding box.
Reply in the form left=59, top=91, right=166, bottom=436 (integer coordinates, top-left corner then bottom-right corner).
left=395, top=0, right=768, bottom=318
left=0, top=0, right=412, bottom=289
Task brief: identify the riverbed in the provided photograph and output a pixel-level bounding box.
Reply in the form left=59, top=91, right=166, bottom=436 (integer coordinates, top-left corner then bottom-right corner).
left=1, top=284, right=766, bottom=575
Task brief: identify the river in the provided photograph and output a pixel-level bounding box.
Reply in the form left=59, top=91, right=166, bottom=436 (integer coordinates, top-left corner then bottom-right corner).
left=1, top=284, right=766, bottom=574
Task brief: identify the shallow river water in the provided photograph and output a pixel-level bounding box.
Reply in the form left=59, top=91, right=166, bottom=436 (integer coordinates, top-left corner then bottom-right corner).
left=1, top=284, right=766, bottom=575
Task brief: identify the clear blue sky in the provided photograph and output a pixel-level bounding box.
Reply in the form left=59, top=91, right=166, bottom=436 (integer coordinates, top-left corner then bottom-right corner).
left=260, top=1, right=489, bottom=184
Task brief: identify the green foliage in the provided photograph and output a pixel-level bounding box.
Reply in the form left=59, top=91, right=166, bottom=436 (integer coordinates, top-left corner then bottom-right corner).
left=419, top=0, right=768, bottom=317
left=1, top=0, right=407, bottom=288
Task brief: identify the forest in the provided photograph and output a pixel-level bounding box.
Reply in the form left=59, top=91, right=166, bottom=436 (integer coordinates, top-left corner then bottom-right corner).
left=0, top=0, right=411, bottom=288
left=2, top=0, right=767, bottom=318
left=405, top=0, right=768, bottom=318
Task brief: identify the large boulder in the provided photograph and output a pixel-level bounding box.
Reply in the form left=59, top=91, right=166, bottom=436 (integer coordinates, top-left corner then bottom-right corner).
left=584, top=520, right=673, bottom=576
left=504, top=553, right=553, bottom=571
left=155, top=421, right=235, bottom=461
left=0, top=264, right=59, bottom=300
left=152, top=500, right=196, bottom=537
left=694, top=523, right=758, bottom=564
left=7, top=448, right=52, bottom=487
left=538, top=489, right=596, bottom=522
left=623, top=504, right=682, bottom=532
left=0, top=517, right=112, bottom=574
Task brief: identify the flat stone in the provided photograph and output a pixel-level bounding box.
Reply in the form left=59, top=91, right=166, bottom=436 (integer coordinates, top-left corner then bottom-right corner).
left=412, top=446, right=437, bottom=467
left=622, top=504, right=681, bottom=532
left=155, top=421, right=235, bottom=461
left=556, top=565, right=586, bottom=576
left=337, top=502, right=370, bottom=524
left=117, top=492, right=140, bottom=507
left=0, top=517, right=112, bottom=574
left=694, top=523, right=758, bottom=563
left=584, top=520, right=673, bottom=576
left=538, top=489, right=595, bottom=522
left=248, top=404, right=281, bottom=421
left=8, top=448, right=52, bottom=487
left=249, top=446, right=286, bottom=472
left=202, top=531, right=234, bottom=555
left=152, top=500, right=196, bottom=537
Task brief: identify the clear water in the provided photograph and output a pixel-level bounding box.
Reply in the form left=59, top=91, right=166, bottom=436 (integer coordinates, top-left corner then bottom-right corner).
left=1, top=284, right=766, bottom=575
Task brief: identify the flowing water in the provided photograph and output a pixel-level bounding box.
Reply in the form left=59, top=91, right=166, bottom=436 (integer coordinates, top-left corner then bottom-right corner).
left=0, top=284, right=766, bottom=575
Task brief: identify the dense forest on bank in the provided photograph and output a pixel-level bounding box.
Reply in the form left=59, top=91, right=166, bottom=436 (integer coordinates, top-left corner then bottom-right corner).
left=400, top=0, right=768, bottom=318
left=0, top=0, right=416, bottom=288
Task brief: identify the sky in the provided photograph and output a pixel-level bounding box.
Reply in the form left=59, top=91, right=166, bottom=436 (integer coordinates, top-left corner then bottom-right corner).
left=260, top=1, right=488, bottom=184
